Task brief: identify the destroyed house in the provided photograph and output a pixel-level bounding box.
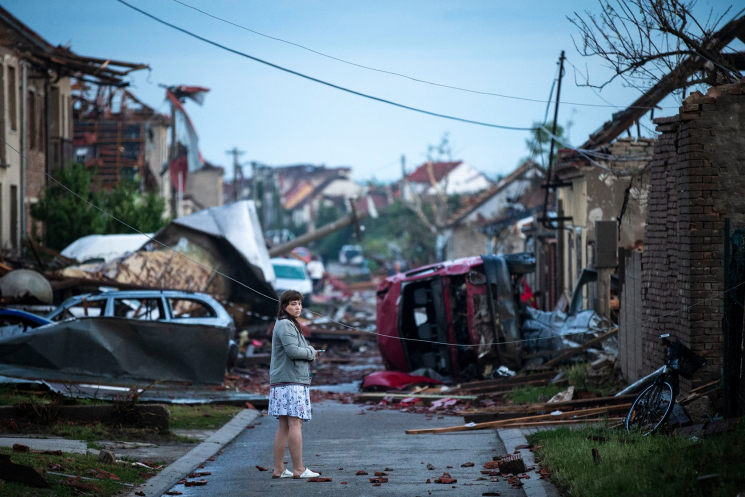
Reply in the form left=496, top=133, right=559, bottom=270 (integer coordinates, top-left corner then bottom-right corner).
left=0, top=5, right=147, bottom=253
left=440, top=160, right=544, bottom=261
left=74, top=88, right=169, bottom=192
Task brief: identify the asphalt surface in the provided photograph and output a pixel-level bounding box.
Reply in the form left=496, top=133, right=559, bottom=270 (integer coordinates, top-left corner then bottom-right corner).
left=164, top=400, right=528, bottom=496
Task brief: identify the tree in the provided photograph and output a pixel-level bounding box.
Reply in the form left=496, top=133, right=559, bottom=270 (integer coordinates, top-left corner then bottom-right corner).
left=31, top=163, right=169, bottom=251
left=361, top=201, right=437, bottom=268
left=30, top=163, right=107, bottom=251
left=102, top=178, right=169, bottom=234
left=570, top=0, right=742, bottom=97
left=524, top=120, right=572, bottom=168
left=402, top=133, right=465, bottom=234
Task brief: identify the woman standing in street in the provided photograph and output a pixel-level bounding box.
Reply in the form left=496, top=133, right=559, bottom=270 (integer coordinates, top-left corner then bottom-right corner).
left=269, top=290, right=320, bottom=479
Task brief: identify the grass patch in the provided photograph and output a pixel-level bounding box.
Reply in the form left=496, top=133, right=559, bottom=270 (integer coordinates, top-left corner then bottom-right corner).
left=504, top=384, right=563, bottom=404
left=527, top=420, right=745, bottom=497
left=564, top=363, right=626, bottom=397
left=0, top=445, right=162, bottom=496
left=0, top=387, right=236, bottom=443
left=169, top=404, right=242, bottom=430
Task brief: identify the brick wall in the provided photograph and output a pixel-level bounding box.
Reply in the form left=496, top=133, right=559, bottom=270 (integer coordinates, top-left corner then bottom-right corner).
left=642, top=82, right=745, bottom=391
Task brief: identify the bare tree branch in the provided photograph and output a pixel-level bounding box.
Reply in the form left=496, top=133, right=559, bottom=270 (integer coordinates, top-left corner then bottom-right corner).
left=569, top=0, right=741, bottom=99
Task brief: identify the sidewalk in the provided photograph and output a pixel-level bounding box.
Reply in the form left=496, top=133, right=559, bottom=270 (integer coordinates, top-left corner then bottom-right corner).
left=497, top=428, right=560, bottom=497
left=159, top=401, right=528, bottom=496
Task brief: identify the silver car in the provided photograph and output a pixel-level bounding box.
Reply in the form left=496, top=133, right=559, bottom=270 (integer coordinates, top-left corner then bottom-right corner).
left=46, top=290, right=239, bottom=368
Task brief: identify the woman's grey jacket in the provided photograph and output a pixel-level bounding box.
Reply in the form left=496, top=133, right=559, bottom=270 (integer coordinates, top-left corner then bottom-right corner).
left=269, top=318, right=317, bottom=385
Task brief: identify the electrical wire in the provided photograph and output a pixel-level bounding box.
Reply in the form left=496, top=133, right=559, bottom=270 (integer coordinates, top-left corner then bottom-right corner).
left=115, top=0, right=534, bottom=132
left=170, top=0, right=672, bottom=110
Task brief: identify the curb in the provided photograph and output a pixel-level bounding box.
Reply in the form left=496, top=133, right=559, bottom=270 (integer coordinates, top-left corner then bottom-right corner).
left=498, top=428, right=550, bottom=497
left=126, top=409, right=259, bottom=497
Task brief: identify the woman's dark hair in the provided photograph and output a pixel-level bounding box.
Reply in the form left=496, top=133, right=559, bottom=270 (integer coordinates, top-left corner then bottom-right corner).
left=277, top=290, right=304, bottom=329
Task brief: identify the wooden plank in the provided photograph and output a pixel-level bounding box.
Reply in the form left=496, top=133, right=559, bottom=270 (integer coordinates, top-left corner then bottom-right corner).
left=456, top=371, right=556, bottom=390
left=459, top=378, right=551, bottom=394
left=489, top=418, right=624, bottom=429
left=357, top=393, right=477, bottom=402
left=406, top=404, right=632, bottom=434
left=540, top=328, right=618, bottom=369
left=455, top=394, right=638, bottom=415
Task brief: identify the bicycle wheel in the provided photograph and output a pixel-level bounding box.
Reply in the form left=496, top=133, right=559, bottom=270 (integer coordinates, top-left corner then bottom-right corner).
left=625, top=381, right=675, bottom=436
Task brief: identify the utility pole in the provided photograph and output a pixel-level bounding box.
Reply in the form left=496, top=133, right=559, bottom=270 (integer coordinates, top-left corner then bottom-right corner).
left=400, top=154, right=407, bottom=201
left=169, top=94, right=178, bottom=217
left=540, top=50, right=568, bottom=229
left=226, top=147, right=245, bottom=203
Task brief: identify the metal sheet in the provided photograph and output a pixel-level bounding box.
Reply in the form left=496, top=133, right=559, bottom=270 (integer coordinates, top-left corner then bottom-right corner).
left=0, top=317, right=229, bottom=385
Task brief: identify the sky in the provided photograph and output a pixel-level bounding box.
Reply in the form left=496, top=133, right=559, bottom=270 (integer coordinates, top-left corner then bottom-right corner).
left=3, top=0, right=740, bottom=182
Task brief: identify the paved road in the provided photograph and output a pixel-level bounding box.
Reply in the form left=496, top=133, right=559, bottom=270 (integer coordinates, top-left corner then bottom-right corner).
left=164, top=401, right=528, bottom=496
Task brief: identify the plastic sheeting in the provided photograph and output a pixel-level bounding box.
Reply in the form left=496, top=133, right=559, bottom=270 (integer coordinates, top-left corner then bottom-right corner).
left=0, top=317, right=229, bottom=385
left=61, top=234, right=153, bottom=263
left=521, top=307, right=610, bottom=353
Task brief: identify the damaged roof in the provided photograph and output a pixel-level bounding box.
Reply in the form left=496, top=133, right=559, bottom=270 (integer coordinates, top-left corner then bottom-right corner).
left=0, top=5, right=148, bottom=86
left=406, top=161, right=462, bottom=184
left=446, top=159, right=542, bottom=226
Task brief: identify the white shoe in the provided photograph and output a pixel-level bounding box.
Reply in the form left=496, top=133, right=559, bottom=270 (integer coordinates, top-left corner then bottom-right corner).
left=272, top=469, right=293, bottom=479
left=294, top=468, right=320, bottom=479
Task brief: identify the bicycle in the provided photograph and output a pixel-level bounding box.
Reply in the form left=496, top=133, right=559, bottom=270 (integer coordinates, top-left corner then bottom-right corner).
left=625, top=334, right=706, bottom=436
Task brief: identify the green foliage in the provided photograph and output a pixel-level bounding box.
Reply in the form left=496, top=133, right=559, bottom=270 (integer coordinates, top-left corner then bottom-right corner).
left=525, top=120, right=569, bottom=167
left=527, top=423, right=745, bottom=497
left=30, top=163, right=108, bottom=251
left=361, top=201, right=437, bottom=268
left=504, top=384, right=563, bottom=404
left=31, top=163, right=169, bottom=251
left=101, top=178, right=168, bottom=234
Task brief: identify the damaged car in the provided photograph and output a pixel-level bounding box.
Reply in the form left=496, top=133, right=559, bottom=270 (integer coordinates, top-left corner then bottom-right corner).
left=45, top=290, right=239, bottom=369
left=376, top=254, right=533, bottom=381
left=376, top=253, right=615, bottom=381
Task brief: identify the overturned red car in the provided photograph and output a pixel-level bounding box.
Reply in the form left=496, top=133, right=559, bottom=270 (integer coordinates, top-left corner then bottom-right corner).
left=376, top=254, right=535, bottom=381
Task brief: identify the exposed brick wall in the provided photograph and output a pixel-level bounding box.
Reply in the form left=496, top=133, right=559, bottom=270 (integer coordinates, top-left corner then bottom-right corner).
left=642, top=83, right=745, bottom=391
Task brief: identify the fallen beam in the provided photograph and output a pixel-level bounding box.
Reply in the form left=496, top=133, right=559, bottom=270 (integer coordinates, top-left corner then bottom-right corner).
left=486, top=417, right=624, bottom=429
left=405, top=404, right=631, bottom=434
left=357, top=393, right=478, bottom=402
left=540, top=328, right=618, bottom=369
left=456, top=394, right=638, bottom=416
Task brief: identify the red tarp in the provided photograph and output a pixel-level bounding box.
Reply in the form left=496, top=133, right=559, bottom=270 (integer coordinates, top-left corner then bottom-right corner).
left=362, top=371, right=442, bottom=391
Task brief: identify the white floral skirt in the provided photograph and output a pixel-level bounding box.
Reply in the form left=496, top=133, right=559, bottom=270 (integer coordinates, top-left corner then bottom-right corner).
left=268, top=385, right=312, bottom=421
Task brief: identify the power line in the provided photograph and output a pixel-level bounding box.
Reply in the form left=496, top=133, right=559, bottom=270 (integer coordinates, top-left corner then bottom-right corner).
left=116, top=0, right=534, bottom=132
left=171, top=0, right=674, bottom=110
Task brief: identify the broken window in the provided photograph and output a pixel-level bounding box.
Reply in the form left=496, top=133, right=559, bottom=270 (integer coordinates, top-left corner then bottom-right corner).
left=58, top=298, right=106, bottom=320
left=113, top=298, right=164, bottom=320
left=398, top=278, right=452, bottom=378
left=168, top=298, right=216, bottom=319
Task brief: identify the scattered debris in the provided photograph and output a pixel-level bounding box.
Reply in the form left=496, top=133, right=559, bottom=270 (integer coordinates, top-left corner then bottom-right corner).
left=0, top=453, right=50, bottom=488
left=99, top=449, right=116, bottom=464
left=499, top=454, right=526, bottom=475
left=434, top=473, right=457, bottom=484
left=308, top=477, right=333, bottom=482
left=256, top=466, right=269, bottom=471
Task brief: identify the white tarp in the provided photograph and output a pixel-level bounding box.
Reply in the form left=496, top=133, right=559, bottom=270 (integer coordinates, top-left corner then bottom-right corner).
left=61, top=234, right=153, bottom=263
left=172, top=201, right=276, bottom=286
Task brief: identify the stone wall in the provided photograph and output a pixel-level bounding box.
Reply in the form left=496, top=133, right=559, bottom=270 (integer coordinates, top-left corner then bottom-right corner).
left=642, top=82, right=745, bottom=391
